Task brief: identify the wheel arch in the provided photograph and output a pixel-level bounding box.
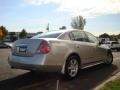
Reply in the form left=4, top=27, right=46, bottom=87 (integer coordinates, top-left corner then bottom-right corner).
left=107, top=49, right=112, bottom=53
left=104, top=49, right=113, bottom=65
left=106, top=49, right=113, bottom=57
left=61, top=52, right=81, bottom=74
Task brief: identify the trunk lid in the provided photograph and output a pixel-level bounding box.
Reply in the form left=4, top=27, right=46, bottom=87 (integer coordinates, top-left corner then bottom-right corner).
left=12, top=39, right=43, bottom=56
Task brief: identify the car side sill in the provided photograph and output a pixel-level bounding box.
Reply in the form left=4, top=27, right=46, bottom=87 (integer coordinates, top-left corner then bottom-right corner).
left=81, top=60, right=104, bottom=69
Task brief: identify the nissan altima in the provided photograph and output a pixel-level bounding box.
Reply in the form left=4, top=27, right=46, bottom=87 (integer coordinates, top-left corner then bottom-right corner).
left=8, top=29, right=113, bottom=78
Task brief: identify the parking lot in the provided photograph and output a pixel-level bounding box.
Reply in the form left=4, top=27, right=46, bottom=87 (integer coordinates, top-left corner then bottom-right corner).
left=0, top=49, right=120, bottom=90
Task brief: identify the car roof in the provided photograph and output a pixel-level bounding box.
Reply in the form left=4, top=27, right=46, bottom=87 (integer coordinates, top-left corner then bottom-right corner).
left=44, top=29, right=84, bottom=34
left=32, top=29, right=83, bottom=39
left=32, top=29, right=89, bottom=39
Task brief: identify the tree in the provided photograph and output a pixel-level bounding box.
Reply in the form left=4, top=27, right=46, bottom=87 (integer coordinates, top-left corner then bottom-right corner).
left=0, top=26, right=8, bottom=41
left=117, top=34, right=120, bottom=39
left=71, top=16, right=86, bottom=30
left=19, top=29, right=27, bottom=39
left=110, top=34, right=118, bottom=41
left=59, top=26, right=66, bottom=30
left=99, top=33, right=110, bottom=38
left=99, top=33, right=120, bottom=41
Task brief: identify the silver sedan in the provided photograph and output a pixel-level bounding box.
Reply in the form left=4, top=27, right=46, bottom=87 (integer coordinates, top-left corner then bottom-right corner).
left=8, top=29, right=113, bottom=79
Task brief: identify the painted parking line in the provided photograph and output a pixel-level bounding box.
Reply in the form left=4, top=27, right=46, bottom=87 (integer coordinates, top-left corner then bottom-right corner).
left=56, top=80, right=59, bottom=90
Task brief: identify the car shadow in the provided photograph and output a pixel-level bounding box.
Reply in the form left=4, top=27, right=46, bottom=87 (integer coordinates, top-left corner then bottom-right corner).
left=0, top=64, right=118, bottom=90
left=0, top=71, right=61, bottom=90
left=60, top=64, right=118, bottom=90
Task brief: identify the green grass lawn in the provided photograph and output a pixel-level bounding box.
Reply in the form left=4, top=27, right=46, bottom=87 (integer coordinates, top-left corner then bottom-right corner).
left=101, top=78, right=120, bottom=90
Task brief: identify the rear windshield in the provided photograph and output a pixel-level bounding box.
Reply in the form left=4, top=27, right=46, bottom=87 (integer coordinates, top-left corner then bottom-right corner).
left=31, top=32, right=62, bottom=39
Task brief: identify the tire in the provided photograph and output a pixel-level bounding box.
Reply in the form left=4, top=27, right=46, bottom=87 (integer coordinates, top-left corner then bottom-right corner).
left=65, top=55, right=80, bottom=79
left=104, top=51, right=113, bottom=65
left=117, top=49, right=120, bottom=52
left=30, top=70, right=37, bottom=73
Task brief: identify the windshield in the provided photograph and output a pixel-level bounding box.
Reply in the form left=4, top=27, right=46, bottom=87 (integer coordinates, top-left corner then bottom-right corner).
left=31, top=32, right=62, bottom=39
left=112, top=42, right=119, bottom=44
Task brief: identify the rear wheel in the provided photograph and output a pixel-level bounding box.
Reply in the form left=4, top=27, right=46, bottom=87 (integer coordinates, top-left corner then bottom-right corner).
left=65, top=55, right=80, bottom=79
left=104, top=52, right=113, bottom=65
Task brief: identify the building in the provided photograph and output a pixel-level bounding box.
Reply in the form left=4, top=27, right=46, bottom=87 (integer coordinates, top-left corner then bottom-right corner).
left=4, top=32, right=42, bottom=42
left=4, top=32, right=18, bottom=42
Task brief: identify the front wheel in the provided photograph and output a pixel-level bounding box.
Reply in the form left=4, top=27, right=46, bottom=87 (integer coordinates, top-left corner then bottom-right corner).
left=117, top=48, right=120, bottom=52
left=104, top=52, right=113, bottom=65
left=65, top=55, right=80, bottom=79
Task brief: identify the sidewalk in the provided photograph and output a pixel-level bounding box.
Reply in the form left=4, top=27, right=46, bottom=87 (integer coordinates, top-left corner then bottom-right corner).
left=94, top=72, right=120, bottom=90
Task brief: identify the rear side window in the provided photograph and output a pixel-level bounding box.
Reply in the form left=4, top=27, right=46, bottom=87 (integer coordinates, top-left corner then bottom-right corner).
left=32, top=32, right=62, bottom=39
left=58, top=32, right=70, bottom=40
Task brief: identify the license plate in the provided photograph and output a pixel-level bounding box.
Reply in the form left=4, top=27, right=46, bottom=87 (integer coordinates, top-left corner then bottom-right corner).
left=18, top=46, right=27, bottom=54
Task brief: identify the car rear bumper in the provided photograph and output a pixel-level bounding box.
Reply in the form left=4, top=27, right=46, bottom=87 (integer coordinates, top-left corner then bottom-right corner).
left=9, top=61, right=61, bottom=72
left=8, top=53, right=62, bottom=72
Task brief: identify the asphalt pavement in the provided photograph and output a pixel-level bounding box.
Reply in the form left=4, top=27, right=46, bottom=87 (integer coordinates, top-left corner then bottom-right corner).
left=0, top=49, right=120, bottom=90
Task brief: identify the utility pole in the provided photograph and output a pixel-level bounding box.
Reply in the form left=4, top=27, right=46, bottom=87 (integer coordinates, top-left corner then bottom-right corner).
left=46, top=23, right=49, bottom=32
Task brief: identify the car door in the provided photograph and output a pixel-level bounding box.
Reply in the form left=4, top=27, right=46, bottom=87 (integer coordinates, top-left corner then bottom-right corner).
left=69, top=31, right=96, bottom=65
left=85, top=32, right=105, bottom=62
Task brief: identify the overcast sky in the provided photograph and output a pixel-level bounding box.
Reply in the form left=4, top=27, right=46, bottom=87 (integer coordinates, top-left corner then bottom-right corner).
left=0, top=0, right=120, bottom=36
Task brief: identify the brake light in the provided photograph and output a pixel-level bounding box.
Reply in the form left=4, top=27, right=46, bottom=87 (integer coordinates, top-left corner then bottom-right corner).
left=38, top=40, right=51, bottom=53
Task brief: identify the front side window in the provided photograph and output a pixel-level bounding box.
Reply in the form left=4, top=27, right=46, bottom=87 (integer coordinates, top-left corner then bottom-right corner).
left=69, top=31, right=88, bottom=42
left=85, top=32, right=99, bottom=43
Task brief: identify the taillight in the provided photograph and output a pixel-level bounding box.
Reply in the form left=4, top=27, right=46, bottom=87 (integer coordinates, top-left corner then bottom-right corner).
left=38, top=40, right=51, bottom=53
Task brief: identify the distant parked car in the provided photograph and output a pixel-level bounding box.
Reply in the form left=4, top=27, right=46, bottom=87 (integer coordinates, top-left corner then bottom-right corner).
left=0, top=42, right=11, bottom=48
left=105, top=41, right=120, bottom=51
left=8, top=29, right=113, bottom=79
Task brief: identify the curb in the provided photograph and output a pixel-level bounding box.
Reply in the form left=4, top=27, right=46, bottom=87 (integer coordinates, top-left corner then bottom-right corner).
left=93, top=72, right=120, bottom=90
